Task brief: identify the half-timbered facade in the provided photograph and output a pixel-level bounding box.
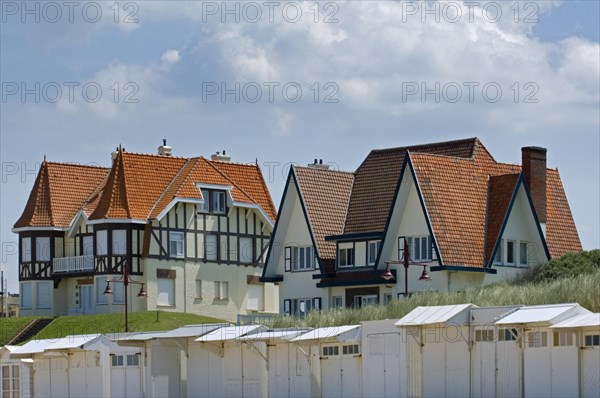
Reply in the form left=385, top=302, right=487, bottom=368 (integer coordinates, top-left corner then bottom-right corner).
left=13, top=144, right=278, bottom=321
left=262, top=138, right=582, bottom=315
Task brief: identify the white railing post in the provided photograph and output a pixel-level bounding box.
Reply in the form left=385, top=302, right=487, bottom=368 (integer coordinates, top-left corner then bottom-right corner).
left=52, top=255, right=95, bottom=273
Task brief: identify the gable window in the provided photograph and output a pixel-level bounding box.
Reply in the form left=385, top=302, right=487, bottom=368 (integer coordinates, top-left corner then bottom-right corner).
left=21, top=237, right=31, bottom=262
left=494, top=241, right=503, bottom=264
left=199, top=189, right=210, bottom=212
left=368, top=241, right=380, bottom=265
left=506, top=240, right=516, bottom=265
left=407, top=236, right=432, bottom=262
left=519, top=242, right=528, bottom=266
left=339, top=248, right=354, bottom=267
left=291, top=247, right=315, bottom=271
left=169, top=232, right=184, bottom=258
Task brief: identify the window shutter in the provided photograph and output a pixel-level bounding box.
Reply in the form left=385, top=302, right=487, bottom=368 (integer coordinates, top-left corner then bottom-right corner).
left=283, top=299, right=291, bottom=316
left=398, top=237, right=406, bottom=261
left=430, top=236, right=438, bottom=262
left=284, top=247, right=291, bottom=272
left=312, top=297, right=322, bottom=310
left=314, top=250, right=319, bottom=270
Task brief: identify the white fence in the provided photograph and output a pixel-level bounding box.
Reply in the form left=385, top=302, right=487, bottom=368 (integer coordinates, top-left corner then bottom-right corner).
left=52, top=255, right=94, bottom=273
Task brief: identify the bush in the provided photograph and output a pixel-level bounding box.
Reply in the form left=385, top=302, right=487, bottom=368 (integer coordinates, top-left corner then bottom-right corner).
left=539, top=250, right=600, bottom=281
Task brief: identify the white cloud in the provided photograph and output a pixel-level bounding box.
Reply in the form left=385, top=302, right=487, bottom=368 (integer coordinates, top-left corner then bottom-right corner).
left=161, top=49, right=181, bottom=65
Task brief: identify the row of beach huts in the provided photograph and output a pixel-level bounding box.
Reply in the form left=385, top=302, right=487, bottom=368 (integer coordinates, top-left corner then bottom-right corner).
left=1, top=303, right=599, bottom=398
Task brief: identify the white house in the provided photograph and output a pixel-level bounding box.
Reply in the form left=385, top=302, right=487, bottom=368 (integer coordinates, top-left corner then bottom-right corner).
left=262, top=138, right=581, bottom=315
left=13, top=143, right=278, bottom=322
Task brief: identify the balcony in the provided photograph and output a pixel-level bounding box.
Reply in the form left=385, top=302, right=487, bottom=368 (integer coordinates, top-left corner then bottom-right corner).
left=52, top=255, right=95, bottom=274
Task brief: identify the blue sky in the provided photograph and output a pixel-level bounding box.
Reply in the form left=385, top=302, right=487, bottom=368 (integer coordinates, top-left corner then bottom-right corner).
left=1, top=0, right=599, bottom=292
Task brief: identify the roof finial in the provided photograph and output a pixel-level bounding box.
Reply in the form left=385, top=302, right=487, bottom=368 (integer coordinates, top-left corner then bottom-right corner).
left=43, top=154, right=47, bottom=163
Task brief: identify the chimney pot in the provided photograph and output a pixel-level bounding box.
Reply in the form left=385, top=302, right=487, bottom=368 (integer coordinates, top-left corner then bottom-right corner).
left=522, top=146, right=547, bottom=224
left=158, top=140, right=172, bottom=156
left=307, top=159, right=330, bottom=170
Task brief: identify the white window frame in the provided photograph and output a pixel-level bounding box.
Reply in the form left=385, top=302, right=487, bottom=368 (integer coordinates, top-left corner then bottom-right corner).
left=2, top=364, right=20, bottom=398
left=294, top=298, right=312, bottom=318
left=96, top=230, right=108, bottom=256
left=293, top=246, right=314, bottom=271
left=475, top=329, right=495, bottom=342
left=353, top=294, right=377, bottom=308
left=332, top=296, right=343, bottom=309
left=322, top=345, right=339, bottom=356
left=112, top=229, right=127, bottom=255
left=338, top=247, right=354, bottom=268
left=169, top=232, right=185, bottom=258
left=342, top=344, right=360, bottom=355
left=584, top=334, right=600, bottom=347
left=493, top=240, right=503, bottom=264
left=367, top=241, right=380, bottom=265
left=213, top=191, right=226, bottom=214
left=199, top=189, right=210, bottom=213
left=407, top=236, right=432, bottom=262
left=553, top=331, right=575, bottom=347
left=205, top=234, right=218, bottom=261
left=21, top=237, right=32, bottom=262
left=214, top=281, right=229, bottom=300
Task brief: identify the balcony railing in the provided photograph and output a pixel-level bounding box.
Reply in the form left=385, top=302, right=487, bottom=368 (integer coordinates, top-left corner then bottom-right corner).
left=53, top=255, right=95, bottom=273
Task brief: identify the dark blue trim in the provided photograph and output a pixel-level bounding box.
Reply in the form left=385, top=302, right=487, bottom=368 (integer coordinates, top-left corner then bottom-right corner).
left=316, top=274, right=397, bottom=288
left=259, top=275, right=284, bottom=282
left=430, top=265, right=497, bottom=274
left=291, top=168, right=327, bottom=278
left=313, top=273, right=335, bottom=279
left=324, top=231, right=384, bottom=242
left=261, top=170, right=294, bottom=279
left=487, top=174, right=551, bottom=267
left=378, top=153, right=443, bottom=270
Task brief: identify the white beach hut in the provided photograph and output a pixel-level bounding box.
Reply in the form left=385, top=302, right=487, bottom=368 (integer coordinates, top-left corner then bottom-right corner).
left=550, top=312, right=600, bottom=398
left=495, top=303, right=591, bottom=398
left=1, top=345, right=33, bottom=398
left=291, top=325, right=362, bottom=398
left=360, top=319, right=405, bottom=398
left=192, top=325, right=266, bottom=398
left=395, top=304, right=475, bottom=398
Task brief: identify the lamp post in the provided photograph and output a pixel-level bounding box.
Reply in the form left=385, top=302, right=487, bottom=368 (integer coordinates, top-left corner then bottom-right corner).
left=382, top=238, right=431, bottom=297
left=103, top=260, right=147, bottom=332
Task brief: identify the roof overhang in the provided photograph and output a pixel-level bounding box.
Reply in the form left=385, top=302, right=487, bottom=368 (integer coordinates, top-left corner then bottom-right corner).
left=430, top=265, right=497, bottom=274
left=12, top=226, right=68, bottom=233
left=325, top=231, right=383, bottom=242
left=67, top=209, right=89, bottom=238
left=259, top=275, right=283, bottom=283
left=154, top=197, right=204, bottom=221
left=232, top=202, right=274, bottom=229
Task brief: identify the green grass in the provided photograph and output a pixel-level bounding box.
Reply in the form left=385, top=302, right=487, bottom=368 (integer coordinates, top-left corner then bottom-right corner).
left=0, top=316, right=52, bottom=346
left=26, top=311, right=227, bottom=342
left=272, top=268, right=600, bottom=328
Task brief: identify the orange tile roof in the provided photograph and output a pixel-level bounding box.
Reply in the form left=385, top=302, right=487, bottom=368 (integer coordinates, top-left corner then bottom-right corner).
left=14, top=161, right=109, bottom=228
left=344, top=137, right=481, bottom=234
left=293, top=166, right=354, bottom=261
left=485, top=174, right=520, bottom=264
left=410, top=143, right=581, bottom=267
left=90, top=149, right=276, bottom=223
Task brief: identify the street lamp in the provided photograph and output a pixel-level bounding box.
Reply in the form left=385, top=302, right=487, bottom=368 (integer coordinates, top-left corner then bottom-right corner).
left=382, top=238, right=431, bottom=297
left=103, top=260, right=147, bottom=332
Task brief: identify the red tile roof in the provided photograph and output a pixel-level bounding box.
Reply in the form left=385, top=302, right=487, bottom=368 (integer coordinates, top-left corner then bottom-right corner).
left=89, top=149, right=276, bottom=222
left=344, top=137, right=481, bottom=234
left=293, top=166, right=354, bottom=261
left=485, top=174, right=520, bottom=264
left=14, top=161, right=109, bottom=229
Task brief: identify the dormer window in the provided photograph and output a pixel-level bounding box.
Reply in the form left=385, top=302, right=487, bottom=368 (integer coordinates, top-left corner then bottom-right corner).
left=368, top=241, right=380, bottom=265
left=339, top=247, right=354, bottom=267
left=198, top=189, right=227, bottom=214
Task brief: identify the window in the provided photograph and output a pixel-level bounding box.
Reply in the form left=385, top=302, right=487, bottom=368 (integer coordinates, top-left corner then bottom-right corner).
left=213, top=191, right=226, bottom=214
left=584, top=335, right=600, bottom=347
left=169, top=232, right=184, bottom=258
left=214, top=281, right=229, bottom=300
left=493, top=242, right=502, bottom=264
left=2, top=365, right=20, bottom=398
left=294, top=247, right=314, bottom=270
left=506, top=241, right=516, bottom=264
left=339, top=248, right=354, bottom=267
left=157, top=278, right=175, bottom=306
left=36, top=237, right=51, bottom=261
left=353, top=295, right=377, bottom=308
left=199, top=189, right=210, bottom=212
left=383, top=293, right=393, bottom=305
left=96, top=277, right=108, bottom=305
left=112, top=230, right=127, bottom=255
left=294, top=298, right=312, bottom=318
left=527, top=331, right=548, bottom=348
left=205, top=235, right=218, bottom=261
left=111, top=355, right=124, bottom=367
left=553, top=332, right=575, bottom=347
left=368, top=241, right=380, bottom=265
left=126, top=354, right=139, bottom=366
left=475, top=329, right=495, bottom=342
left=21, top=237, right=31, bottom=262
left=96, top=230, right=108, bottom=256
left=322, top=346, right=339, bottom=356
left=332, top=296, right=343, bottom=308
left=519, top=242, right=528, bottom=266
left=342, top=344, right=360, bottom=355
left=21, top=282, right=32, bottom=308
left=36, top=282, right=51, bottom=309
left=240, top=237, right=254, bottom=264
left=407, top=236, right=432, bottom=261
left=499, top=328, right=518, bottom=341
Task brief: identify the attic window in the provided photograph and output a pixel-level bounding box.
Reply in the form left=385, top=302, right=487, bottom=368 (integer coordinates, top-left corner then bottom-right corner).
left=198, top=189, right=226, bottom=214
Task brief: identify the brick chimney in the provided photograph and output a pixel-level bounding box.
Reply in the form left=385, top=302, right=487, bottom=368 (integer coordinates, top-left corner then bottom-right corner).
left=522, top=146, right=547, bottom=224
